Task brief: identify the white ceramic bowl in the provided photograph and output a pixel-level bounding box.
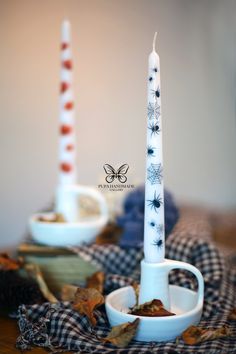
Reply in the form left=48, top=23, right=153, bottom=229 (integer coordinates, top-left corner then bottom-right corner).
left=29, top=185, right=109, bottom=247
left=29, top=212, right=108, bottom=247
left=106, top=285, right=203, bottom=342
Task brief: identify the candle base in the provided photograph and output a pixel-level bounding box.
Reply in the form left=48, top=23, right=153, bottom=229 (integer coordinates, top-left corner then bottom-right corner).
left=105, top=283, right=204, bottom=342
left=56, top=184, right=80, bottom=222
left=139, top=259, right=170, bottom=309
left=29, top=185, right=109, bottom=247
left=29, top=210, right=108, bottom=247
left=139, top=258, right=204, bottom=310
left=105, top=258, right=204, bottom=342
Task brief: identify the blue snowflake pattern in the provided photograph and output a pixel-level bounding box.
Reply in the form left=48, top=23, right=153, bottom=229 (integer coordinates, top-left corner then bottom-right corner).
left=147, top=163, right=163, bottom=185
left=156, top=224, right=164, bottom=236
left=147, top=102, right=160, bottom=120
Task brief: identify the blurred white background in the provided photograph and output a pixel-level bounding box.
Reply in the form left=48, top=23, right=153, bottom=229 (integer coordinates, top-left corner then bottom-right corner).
left=0, top=0, right=236, bottom=247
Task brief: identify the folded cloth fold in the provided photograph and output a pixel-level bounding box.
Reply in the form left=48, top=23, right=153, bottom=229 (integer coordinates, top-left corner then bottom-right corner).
left=16, top=209, right=236, bottom=353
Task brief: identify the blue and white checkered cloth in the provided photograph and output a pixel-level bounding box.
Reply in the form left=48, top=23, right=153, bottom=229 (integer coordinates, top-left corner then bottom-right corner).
left=16, top=209, right=236, bottom=353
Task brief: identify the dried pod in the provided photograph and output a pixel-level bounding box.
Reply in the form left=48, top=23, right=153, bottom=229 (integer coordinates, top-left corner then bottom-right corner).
left=37, top=213, right=65, bottom=223
left=129, top=299, right=175, bottom=317
left=131, top=282, right=139, bottom=306
left=86, top=271, right=105, bottom=294
left=73, top=287, right=104, bottom=326
left=0, top=253, right=21, bottom=271
left=61, top=284, right=78, bottom=301
left=95, top=224, right=122, bottom=245
left=182, top=325, right=232, bottom=345
left=102, top=318, right=140, bottom=348
left=228, top=308, right=236, bottom=321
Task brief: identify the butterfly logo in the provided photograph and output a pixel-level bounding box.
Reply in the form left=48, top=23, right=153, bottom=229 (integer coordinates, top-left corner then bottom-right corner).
left=103, top=164, right=129, bottom=183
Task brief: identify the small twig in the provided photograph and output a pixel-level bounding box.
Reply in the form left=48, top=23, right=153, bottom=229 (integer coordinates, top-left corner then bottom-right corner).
left=24, top=263, right=58, bottom=303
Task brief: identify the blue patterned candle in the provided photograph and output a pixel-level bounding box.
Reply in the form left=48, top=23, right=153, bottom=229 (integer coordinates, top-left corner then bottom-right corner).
left=144, top=33, right=165, bottom=263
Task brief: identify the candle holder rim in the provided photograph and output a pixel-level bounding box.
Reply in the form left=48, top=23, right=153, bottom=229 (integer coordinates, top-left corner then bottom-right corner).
left=30, top=212, right=107, bottom=227
left=105, top=285, right=203, bottom=321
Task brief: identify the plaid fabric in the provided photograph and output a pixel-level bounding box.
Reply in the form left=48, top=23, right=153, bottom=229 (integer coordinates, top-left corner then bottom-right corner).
left=16, top=209, right=236, bottom=353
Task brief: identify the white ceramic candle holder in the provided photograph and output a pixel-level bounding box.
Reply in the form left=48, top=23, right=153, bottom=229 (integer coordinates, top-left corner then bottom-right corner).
left=106, top=34, right=205, bottom=342
left=105, top=258, right=204, bottom=342
left=29, top=185, right=108, bottom=247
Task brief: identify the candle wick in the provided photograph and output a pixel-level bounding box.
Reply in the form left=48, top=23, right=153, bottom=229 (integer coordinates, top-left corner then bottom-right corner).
left=152, top=32, right=157, bottom=52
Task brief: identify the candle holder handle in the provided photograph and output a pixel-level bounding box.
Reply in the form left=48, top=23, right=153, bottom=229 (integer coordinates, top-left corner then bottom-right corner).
left=56, top=184, right=108, bottom=223
left=165, top=259, right=204, bottom=309
left=139, top=259, right=204, bottom=310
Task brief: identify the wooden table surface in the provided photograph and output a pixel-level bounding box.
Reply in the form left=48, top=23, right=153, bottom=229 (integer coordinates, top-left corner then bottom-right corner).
left=0, top=317, right=71, bottom=353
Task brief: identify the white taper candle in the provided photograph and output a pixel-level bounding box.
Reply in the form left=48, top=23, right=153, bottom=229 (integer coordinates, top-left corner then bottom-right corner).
left=144, top=32, right=165, bottom=263
left=59, top=20, right=76, bottom=185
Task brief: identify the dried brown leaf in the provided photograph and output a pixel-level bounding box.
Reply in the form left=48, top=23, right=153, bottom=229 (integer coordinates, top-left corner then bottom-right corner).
left=86, top=271, right=105, bottom=294
left=95, top=224, right=122, bottom=245
left=25, top=263, right=58, bottom=303
left=73, top=287, right=104, bottom=326
left=102, top=318, right=140, bottom=348
left=131, top=282, right=139, bottom=307
left=0, top=253, right=21, bottom=271
left=61, top=284, right=78, bottom=301
left=182, top=325, right=232, bottom=345
left=228, top=308, right=236, bottom=321
left=130, top=299, right=175, bottom=317
left=37, top=213, right=65, bottom=223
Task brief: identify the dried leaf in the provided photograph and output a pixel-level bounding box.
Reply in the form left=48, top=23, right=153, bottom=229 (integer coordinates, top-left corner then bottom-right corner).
left=228, top=308, right=236, bottom=320
left=86, top=271, right=105, bottom=294
left=102, top=318, right=140, bottom=348
left=131, top=282, right=139, bottom=307
left=182, top=325, right=232, bottom=345
left=24, top=263, right=58, bottom=303
left=73, top=287, right=104, bottom=326
left=37, top=213, right=65, bottom=223
left=95, top=224, right=122, bottom=245
left=130, top=299, right=175, bottom=317
left=61, top=284, right=78, bottom=301
left=0, top=253, right=21, bottom=271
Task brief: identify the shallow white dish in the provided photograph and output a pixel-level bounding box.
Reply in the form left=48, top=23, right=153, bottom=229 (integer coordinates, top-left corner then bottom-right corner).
left=105, top=285, right=203, bottom=342
left=29, top=212, right=108, bottom=247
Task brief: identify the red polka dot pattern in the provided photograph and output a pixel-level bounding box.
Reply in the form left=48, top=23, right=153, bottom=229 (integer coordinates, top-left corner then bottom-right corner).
left=61, top=42, right=69, bottom=50
left=66, top=144, right=74, bottom=151
left=60, top=163, right=72, bottom=173
left=60, top=34, right=75, bottom=178
left=64, top=102, right=74, bottom=110
left=63, top=60, right=72, bottom=70
left=60, top=82, right=69, bottom=93
left=60, top=125, right=73, bottom=135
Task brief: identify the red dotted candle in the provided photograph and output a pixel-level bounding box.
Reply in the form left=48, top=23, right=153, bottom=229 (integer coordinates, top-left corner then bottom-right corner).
left=59, top=20, right=76, bottom=185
